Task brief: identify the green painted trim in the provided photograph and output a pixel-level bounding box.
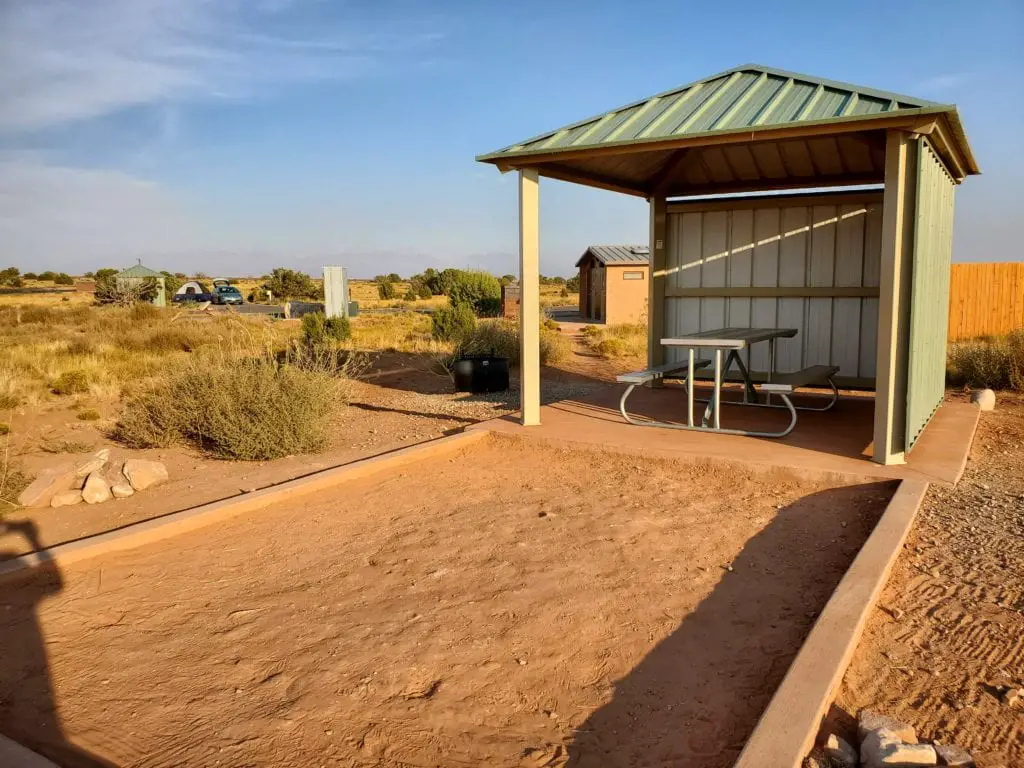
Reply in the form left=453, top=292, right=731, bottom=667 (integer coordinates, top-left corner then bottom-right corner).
left=475, top=105, right=953, bottom=163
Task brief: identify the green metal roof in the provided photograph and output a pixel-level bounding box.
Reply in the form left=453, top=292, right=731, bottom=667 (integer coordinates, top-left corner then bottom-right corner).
left=477, top=64, right=977, bottom=174
left=116, top=263, right=164, bottom=278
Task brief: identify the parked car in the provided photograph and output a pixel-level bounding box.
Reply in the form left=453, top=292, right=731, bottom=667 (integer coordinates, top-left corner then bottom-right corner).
left=171, top=287, right=213, bottom=303
left=212, top=285, right=244, bottom=305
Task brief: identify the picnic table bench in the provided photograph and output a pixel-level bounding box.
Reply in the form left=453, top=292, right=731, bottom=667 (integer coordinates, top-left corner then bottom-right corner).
left=616, top=328, right=839, bottom=437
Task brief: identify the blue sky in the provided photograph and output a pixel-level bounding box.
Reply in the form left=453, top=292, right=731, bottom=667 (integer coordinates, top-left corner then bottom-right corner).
left=0, top=0, right=1020, bottom=278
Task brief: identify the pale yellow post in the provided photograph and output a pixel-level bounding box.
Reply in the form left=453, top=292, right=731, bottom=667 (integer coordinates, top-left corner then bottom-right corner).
left=647, top=195, right=667, bottom=371
left=519, top=168, right=541, bottom=426
left=873, top=130, right=915, bottom=465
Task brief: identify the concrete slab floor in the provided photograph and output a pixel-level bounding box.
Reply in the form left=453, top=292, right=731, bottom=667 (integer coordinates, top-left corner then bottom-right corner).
left=475, top=383, right=979, bottom=486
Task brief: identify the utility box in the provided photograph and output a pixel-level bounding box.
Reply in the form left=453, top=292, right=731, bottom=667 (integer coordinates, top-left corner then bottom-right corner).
left=323, top=266, right=349, bottom=318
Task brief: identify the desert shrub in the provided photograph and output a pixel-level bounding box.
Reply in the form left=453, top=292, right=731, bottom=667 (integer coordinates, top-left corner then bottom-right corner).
left=542, top=316, right=560, bottom=332
left=94, top=268, right=117, bottom=281
left=0, top=393, right=18, bottom=409
left=585, top=323, right=647, bottom=359
left=65, top=337, right=96, bottom=355
left=262, top=268, right=320, bottom=300
left=403, top=288, right=418, bottom=301
left=137, top=327, right=206, bottom=353
left=566, top=275, right=580, bottom=293
left=442, top=270, right=501, bottom=315
left=54, top=272, right=74, bottom=285
left=94, top=275, right=158, bottom=305
left=377, top=279, right=396, bottom=300
left=948, top=330, right=1024, bottom=392
left=432, top=302, right=477, bottom=341
left=0, top=267, right=20, bottom=286
left=37, top=271, right=57, bottom=282
left=18, top=306, right=58, bottom=324
left=115, top=352, right=347, bottom=460
left=51, top=370, right=90, bottom=395
left=0, top=465, right=31, bottom=508
left=301, top=312, right=351, bottom=346
left=0, top=422, right=8, bottom=435
left=457, top=318, right=569, bottom=366
left=162, top=271, right=183, bottom=296
left=947, top=340, right=1012, bottom=390
left=77, top=409, right=101, bottom=421
left=22, top=272, right=38, bottom=281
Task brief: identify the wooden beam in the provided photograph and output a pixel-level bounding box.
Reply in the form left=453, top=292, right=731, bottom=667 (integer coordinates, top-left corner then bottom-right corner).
left=873, top=130, right=915, bottom=465
left=661, top=171, right=883, bottom=199
left=647, top=148, right=691, bottom=193
left=648, top=196, right=668, bottom=370
left=519, top=169, right=541, bottom=426
left=535, top=164, right=647, bottom=197
left=666, top=188, right=881, bottom=214
left=664, top=287, right=880, bottom=298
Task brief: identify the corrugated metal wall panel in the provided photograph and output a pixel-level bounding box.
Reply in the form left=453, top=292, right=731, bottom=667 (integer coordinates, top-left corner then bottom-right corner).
left=905, top=138, right=956, bottom=451
left=663, top=192, right=883, bottom=383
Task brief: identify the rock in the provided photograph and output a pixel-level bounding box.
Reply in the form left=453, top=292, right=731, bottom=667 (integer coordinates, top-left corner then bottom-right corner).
left=74, top=448, right=110, bottom=478
left=858, top=710, right=917, bottom=744
left=861, top=730, right=936, bottom=767
left=111, top=483, right=135, bottom=499
left=122, top=459, right=169, bottom=491
left=970, top=389, right=995, bottom=411
left=50, top=490, right=83, bottom=508
left=18, top=464, right=76, bottom=508
left=935, top=743, right=975, bottom=766
left=81, top=472, right=112, bottom=504
left=824, top=733, right=858, bottom=767
left=1002, top=687, right=1022, bottom=707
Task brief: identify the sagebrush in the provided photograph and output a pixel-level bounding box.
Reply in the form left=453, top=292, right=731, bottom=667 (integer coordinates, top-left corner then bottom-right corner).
left=115, top=348, right=354, bottom=460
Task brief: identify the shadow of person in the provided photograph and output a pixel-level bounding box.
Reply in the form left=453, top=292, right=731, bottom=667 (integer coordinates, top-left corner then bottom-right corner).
left=565, top=482, right=894, bottom=768
left=0, top=520, right=113, bottom=767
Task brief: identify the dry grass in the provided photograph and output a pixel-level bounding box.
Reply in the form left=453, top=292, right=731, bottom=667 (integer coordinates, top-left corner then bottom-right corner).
left=457, top=318, right=570, bottom=366
left=947, top=330, right=1024, bottom=392
left=0, top=302, right=293, bottom=407
left=581, top=323, right=647, bottom=360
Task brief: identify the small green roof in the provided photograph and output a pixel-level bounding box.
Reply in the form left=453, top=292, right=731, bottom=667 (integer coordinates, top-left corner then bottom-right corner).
left=117, top=263, right=164, bottom=278
left=478, top=64, right=977, bottom=175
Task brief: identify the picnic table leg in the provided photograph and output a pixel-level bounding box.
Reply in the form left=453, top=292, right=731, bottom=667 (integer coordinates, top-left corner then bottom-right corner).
left=686, top=348, right=695, bottom=428
left=766, top=337, right=777, bottom=406
left=731, top=351, right=757, bottom=403
left=713, top=349, right=722, bottom=429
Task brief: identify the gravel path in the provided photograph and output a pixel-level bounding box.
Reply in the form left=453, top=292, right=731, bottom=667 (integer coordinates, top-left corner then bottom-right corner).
left=836, top=393, right=1024, bottom=767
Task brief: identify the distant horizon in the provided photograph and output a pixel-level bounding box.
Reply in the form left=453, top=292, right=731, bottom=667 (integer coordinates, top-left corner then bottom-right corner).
left=1, top=1, right=1020, bottom=275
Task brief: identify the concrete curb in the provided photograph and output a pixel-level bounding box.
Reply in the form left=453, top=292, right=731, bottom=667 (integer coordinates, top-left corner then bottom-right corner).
left=0, top=430, right=487, bottom=582
left=734, top=478, right=929, bottom=768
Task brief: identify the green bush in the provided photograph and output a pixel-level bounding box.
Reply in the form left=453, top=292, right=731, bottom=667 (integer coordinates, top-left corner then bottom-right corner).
left=0, top=267, right=21, bottom=287
left=261, top=268, right=320, bottom=300
left=432, top=302, right=477, bottom=341
left=403, top=288, right=418, bottom=301
left=23, top=272, right=38, bottom=281
left=54, top=272, right=74, bottom=285
left=115, top=352, right=347, bottom=460
left=76, top=409, right=101, bottom=421
left=377, top=279, right=396, bottom=300
left=52, top=370, right=90, bottom=395
left=442, top=270, right=501, bottom=315
left=566, top=275, right=580, bottom=293
left=94, top=268, right=117, bottom=281
left=38, top=271, right=57, bottom=282
left=302, top=312, right=351, bottom=346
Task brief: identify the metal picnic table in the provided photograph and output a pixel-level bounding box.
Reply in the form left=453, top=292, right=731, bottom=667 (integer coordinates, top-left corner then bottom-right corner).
left=662, top=327, right=796, bottom=431
left=616, top=327, right=840, bottom=438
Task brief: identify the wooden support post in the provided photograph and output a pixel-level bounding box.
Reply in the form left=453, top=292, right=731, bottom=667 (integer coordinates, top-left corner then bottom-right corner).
left=647, top=195, right=667, bottom=373
left=519, top=168, right=541, bottom=426
left=873, top=130, right=915, bottom=465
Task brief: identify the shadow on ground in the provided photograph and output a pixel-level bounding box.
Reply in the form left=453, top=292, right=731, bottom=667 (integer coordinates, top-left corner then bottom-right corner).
left=565, top=481, right=895, bottom=768
left=0, top=521, right=113, bottom=766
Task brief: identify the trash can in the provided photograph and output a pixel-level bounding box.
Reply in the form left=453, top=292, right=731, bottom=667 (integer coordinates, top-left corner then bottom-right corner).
left=452, top=356, right=510, bottom=394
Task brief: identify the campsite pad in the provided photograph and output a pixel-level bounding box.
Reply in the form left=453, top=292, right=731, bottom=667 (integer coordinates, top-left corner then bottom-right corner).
left=0, top=435, right=893, bottom=767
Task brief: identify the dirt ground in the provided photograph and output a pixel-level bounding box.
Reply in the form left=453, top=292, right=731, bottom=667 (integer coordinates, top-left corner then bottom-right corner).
left=835, top=392, right=1024, bottom=767
left=0, top=437, right=892, bottom=768
left=0, top=352, right=603, bottom=558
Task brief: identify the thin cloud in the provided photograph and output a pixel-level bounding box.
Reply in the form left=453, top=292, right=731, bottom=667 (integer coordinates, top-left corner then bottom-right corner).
left=916, top=72, right=972, bottom=94
left=0, top=0, right=445, bottom=133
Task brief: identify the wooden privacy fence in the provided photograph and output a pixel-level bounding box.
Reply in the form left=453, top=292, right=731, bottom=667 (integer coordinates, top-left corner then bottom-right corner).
left=947, top=262, right=1024, bottom=341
